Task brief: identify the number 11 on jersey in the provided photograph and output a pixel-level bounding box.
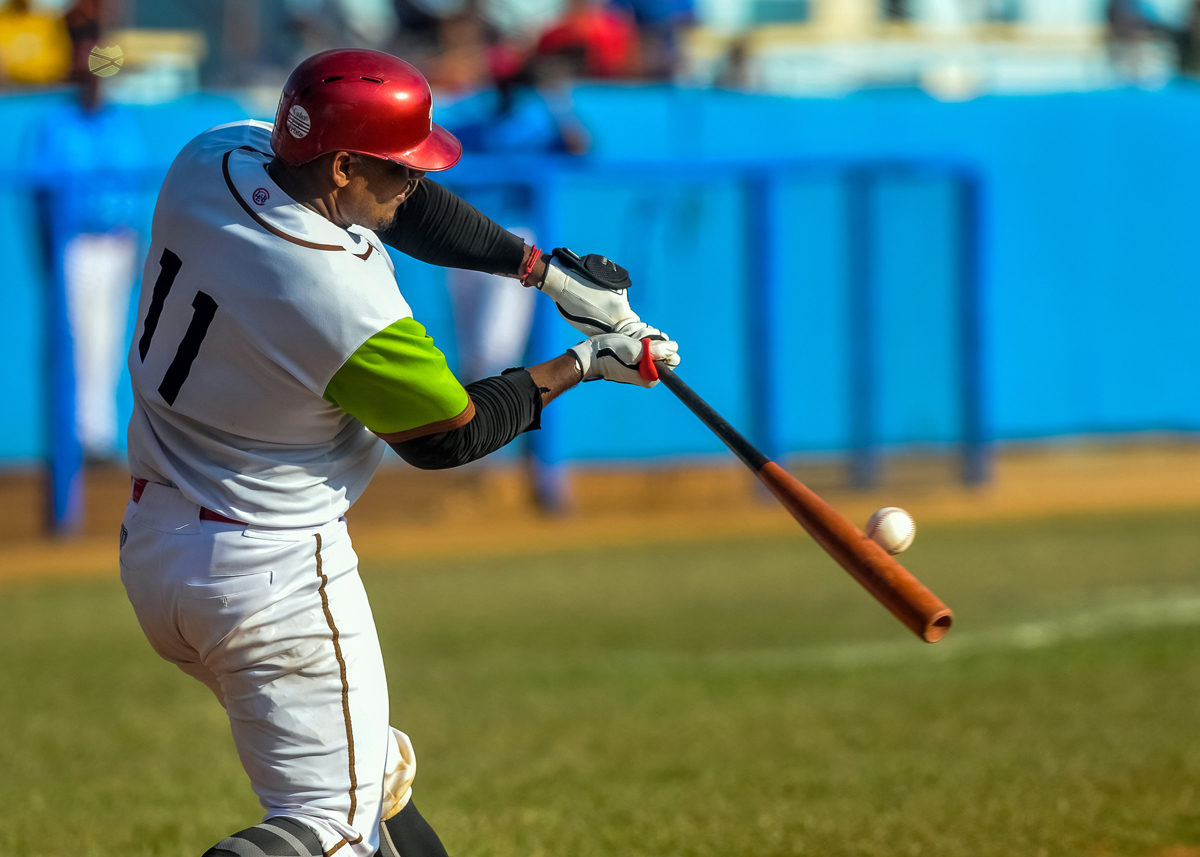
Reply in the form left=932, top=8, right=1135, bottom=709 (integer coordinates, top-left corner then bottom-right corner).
left=138, top=248, right=220, bottom=406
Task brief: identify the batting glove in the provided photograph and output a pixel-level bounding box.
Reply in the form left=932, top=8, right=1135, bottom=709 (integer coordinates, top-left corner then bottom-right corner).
left=540, top=249, right=671, bottom=343
left=569, top=333, right=680, bottom=389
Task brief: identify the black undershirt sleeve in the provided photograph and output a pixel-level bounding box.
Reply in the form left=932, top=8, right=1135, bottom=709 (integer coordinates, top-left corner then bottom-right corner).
left=378, top=178, right=526, bottom=275
left=390, top=368, right=543, bottom=470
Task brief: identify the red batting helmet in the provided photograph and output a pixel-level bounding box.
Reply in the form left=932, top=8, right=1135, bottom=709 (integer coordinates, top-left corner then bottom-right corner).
left=271, top=49, right=461, bottom=172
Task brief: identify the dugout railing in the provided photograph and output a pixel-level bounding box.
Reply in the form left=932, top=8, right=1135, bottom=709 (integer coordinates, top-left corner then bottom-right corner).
left=444, top=156, right=992, bottom=512
left=36, top=157, right=991, bottom=531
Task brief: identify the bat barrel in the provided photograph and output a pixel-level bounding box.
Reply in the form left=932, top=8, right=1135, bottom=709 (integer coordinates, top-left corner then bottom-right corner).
left=757, top=462, right=953, bottom=642
left=656, top=364, right=953, bottom=644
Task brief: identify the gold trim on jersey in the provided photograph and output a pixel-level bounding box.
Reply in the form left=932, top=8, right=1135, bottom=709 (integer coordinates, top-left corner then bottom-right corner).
left=223, top=147, right=375, bottom=261
left=314, top=533, right=365, bottom=850
left=373, top=397, right=476, bottom=443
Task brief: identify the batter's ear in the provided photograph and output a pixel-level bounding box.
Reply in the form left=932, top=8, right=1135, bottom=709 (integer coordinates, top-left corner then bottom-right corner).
left=329, top=151, right=356, bottom=188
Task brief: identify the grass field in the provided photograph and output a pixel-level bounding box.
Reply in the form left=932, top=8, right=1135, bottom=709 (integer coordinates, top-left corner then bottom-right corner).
left=4, top=508, right=1200, bottom=856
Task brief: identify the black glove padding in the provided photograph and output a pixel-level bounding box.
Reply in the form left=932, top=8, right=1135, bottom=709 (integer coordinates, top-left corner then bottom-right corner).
left=551, top=247, right=632, bottom=292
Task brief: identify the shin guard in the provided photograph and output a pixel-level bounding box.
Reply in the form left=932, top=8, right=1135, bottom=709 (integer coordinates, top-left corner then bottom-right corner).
left=203, top=817, right=325, bottom=857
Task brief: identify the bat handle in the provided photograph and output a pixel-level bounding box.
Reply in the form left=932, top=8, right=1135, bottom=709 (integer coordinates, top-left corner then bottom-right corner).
left=639, top=336, right=660, bottom=382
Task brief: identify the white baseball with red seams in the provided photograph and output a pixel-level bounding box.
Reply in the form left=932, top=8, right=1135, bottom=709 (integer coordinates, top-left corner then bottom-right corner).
left=865, top=507, right=916, bottom=555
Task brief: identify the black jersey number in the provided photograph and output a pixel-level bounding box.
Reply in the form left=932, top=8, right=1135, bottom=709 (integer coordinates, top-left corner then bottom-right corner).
left=138, top=248, right=219, bottom=406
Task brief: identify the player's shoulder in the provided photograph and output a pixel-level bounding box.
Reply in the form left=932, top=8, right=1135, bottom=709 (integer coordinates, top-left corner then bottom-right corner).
left=195, top=119, right=274, bottom=149
left=172, top=119, right=275, bottom=170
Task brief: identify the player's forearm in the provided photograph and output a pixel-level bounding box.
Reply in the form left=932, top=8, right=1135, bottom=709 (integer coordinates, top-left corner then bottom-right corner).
left=379, top=179, right=526, bottom=274
left=390, top=356, right=580, bottom=470
left=391, top=369, right=536, bottom=470
left=528, top=352, right=581, bottom=406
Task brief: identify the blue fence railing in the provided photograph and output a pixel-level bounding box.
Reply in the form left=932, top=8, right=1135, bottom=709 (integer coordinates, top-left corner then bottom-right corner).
left=445, top=156, right=990, bottom=509
left=13, top=86, right=1200, bottom=531
left=32, top=155, right=988, bottom=528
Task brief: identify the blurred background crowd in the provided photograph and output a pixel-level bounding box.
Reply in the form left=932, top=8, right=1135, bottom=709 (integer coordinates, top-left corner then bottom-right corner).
left=2, top=0, right=1200, bottom=103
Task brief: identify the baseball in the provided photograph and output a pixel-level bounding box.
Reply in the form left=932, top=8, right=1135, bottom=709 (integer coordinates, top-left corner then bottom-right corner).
left=865, top=507, right=915, bottom=554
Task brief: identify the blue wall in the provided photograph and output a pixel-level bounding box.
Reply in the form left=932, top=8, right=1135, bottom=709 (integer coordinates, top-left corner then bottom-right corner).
left=0, top=91, right=251, bottom=465
left=4, top=84, right=1200, bottom=466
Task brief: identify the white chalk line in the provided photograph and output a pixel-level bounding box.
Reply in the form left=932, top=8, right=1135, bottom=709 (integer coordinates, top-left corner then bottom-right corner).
left=712, top=592, right=1200, bottom=672
left=450, top=591, right=1200, bottom=678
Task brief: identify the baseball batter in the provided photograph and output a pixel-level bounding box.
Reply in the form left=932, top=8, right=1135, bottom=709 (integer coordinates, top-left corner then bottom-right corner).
left=118, top=49, right=679, bottom=857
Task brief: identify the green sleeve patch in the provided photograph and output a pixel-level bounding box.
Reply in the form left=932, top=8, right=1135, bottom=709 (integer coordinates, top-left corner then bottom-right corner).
left=324, top=316, right=471, bottom=438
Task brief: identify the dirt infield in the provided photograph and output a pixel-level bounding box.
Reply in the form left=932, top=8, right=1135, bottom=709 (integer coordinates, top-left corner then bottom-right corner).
left=6, top=440, right=1200, bottom=584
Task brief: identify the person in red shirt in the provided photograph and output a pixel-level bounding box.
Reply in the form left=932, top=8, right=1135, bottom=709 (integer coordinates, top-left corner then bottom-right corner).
left=535, top=0, right=638, bottom=79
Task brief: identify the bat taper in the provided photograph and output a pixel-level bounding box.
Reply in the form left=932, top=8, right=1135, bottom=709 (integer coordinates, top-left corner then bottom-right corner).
left=639, top=339, right=953, bottom=643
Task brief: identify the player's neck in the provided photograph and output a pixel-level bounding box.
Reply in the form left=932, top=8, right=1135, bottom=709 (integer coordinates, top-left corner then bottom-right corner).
left=266, top=158, right=353, bottom=230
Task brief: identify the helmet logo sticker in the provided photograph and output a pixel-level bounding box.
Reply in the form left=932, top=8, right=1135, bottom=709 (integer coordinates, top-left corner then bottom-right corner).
left=287, top=104, right=311, bottom=138
left=252, top=188, right=269, bottom=205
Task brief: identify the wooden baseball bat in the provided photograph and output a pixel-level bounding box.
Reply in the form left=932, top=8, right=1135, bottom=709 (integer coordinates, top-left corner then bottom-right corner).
left=639, top=342, right=953, bottom=643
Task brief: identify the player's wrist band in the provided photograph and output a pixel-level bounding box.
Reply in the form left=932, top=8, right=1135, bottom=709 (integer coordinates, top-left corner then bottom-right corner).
left=519, top=245, right=541, bottom=286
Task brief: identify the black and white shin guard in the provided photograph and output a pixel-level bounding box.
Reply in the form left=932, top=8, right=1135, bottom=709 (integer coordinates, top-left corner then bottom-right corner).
left=376, top=801, right=449, bottom=857
left=202, top=817, right=325, bottom=857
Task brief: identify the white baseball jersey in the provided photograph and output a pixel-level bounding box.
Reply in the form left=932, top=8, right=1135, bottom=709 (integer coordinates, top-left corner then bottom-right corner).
left=127, top=120, right=472, bottom=527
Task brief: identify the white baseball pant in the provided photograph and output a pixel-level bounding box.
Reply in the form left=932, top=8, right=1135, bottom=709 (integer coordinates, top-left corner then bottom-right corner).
left=119, top=482, right=415, bottom=856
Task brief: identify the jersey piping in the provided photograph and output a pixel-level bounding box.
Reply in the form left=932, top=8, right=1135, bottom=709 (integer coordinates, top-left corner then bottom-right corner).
left=222, top=146, right=373, bottom=259
left=374, top=398, right=476, bottom=443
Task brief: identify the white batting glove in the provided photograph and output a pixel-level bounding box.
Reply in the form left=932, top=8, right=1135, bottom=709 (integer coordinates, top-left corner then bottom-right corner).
left=540, top=249, right=671, bottom=342
left=615, top=320, right=668, bottom=342
left=568, top=333, right=680, bottom=389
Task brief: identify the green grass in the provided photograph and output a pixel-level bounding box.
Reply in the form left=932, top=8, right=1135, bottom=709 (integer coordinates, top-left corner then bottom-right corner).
left=4, top=509, right=1200, bottom=856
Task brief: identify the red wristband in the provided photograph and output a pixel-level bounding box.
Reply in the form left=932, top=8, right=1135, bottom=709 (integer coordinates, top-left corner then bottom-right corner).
left=519, top=245, right=542, bottom=286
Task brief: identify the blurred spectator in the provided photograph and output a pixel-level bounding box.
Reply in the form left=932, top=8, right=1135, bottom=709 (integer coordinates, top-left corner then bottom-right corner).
left=714, top=33, right=751, bottom=89
left=611, top=0, right=692, bottom=79
left=285, top=0, right=353, bottom=68
left=392, top=0, right=443, bottom=61
left=446, top=223, right=538, bottom=383
left=443, top=57, right=589, bottom=382
left=0, top=0, right=71, bottom=85
left=63, top=0, right=100, bottom=78
left=1107, top=0, right=1168, bottom=80
left=423, top=2, right=494, bottom=93
left=341, top=0, right=400, bottom=47
left=536, top=0, right=638, bottom=79
left=29, top=46, right=146, bottom=462
left=985, top=0, right=1019, bottom=22
left=222, top=0, right=268, bottom=85
left=1176, top=0, right=1200, bottom=75
left=451, top=56, right=589, bottom=156
left=223, top=0, right=400, bottom=88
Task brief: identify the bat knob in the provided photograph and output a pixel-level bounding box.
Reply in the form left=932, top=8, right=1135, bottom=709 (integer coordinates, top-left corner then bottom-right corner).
left=638, top=337, right=659, bottom=382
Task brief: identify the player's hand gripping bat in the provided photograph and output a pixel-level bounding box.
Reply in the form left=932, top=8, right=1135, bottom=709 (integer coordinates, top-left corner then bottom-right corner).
left=638, top=340, right=953, bottom=643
